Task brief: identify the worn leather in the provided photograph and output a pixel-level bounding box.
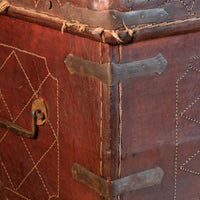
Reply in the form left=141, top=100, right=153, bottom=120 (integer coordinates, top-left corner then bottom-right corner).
left=120, top=30, right=200, bottom=200
left=6, top=0, right=200, bottom=25
left=1, top=0, right=200, bottom=46
left=0, top=15, right=104, bottom=200
left=1, top=3, right=200, bottom=200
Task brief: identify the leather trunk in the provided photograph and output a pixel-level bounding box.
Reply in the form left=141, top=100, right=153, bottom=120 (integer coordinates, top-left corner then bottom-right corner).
left=0, top=0, right=200, bottom=200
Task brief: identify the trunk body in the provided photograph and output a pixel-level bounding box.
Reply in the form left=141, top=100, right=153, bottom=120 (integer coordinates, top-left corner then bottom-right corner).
left=0, top=1, right=200, bottom=200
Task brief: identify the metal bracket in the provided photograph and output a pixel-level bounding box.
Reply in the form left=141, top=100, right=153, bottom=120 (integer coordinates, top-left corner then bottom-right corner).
left=0, top=0, right=168, bottom=30
left=72, top=163, right=164, bottom=198
left=62, top=3, right=168, bottom=29
left=64, top=53, right=167, bottom=86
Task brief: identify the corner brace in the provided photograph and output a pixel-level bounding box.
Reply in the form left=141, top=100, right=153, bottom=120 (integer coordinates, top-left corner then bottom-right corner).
left=65, top=53, right=168, bottom=86
left=62, top=3, right=168, bottom=29
left=72, top=163, right=164, bottom=198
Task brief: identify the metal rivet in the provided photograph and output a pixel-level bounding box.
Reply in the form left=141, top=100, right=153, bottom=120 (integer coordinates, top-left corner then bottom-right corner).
left=140, top=14, right=145, bottom=19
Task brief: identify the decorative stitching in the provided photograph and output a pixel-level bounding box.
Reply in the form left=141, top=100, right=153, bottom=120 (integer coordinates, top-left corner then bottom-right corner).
left=5, top=186, right=31, bottom=200
left=0, top=130, right=8, bottom=143
left=99, top=42, right=103, bottom=177
left=56, top=0, right=62, bottom=7
left=13, top=51, right=36, bottom=95
left=20, top=137, right=51, bottom=196
left=14, top=74, right=50, bottom=123
left=56, top=77, right=60, bottom=196
left=0, top=51, right=15, bottom=72
left=174, top=66, right=190, bottom=200
left=16, top=140, right=57, bottom=191
left=0, top=85, right=16, bottom=191
left=189, top=55, right=200, bottom=62
left=174, top=55, right=200, bottom=199
left=161, top=0, right=196, bottom=16
left=180, top=95, right=200, bottom=116
left=180, top=149, right=200, bottom=169
left=0, top=84, right=12, bottom=152
left=179, top=0, right=189, bottom=11
left=189, top=65, right=200, bottom=73
left=174, top=79, right=179, bottom=200
left=49, top=73, right=60, bottom=196
left=0, top=43, right=60, bottom=199
left=189, top=0, right=197, bottom=15
left=48, top=195, right=59, bottom=200
left=117, top=45, right=122, bottom=200
left=132, top=17, right=200, bottom=33
left=180, top=166, right=200, bottom=175
left=118, top=45, right=122, bottom=179
left=47, top=120, right=58, bottom=141
left=181, top=114, right=200, bottom=125
left=1, top=160, right=15, bottom=190
left=0, top=90, right=13, bottom=120
left=0, top=43, right=48, bottom=60
left=34, top=0, right=40, bottom=8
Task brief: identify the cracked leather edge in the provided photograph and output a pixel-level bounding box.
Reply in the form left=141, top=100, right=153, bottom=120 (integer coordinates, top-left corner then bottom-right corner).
left=1, top=0, right=200, bottom=45
left=61, top=2, right=168, bottom=30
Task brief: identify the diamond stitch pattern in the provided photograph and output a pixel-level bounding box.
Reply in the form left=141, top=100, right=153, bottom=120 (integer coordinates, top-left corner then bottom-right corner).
left=0, top=44, right=60, bottom=200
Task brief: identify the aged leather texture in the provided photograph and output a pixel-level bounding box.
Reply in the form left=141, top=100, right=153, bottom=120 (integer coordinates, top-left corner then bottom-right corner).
left=0, top=15, right=113, bottom=200
left=7, top=0, right=200, bottom=12
left=1, top=5, right=200, bottom=200
left=6, top=0, right=200, bottom=23
left=1, top=0, right=200, bottom=45
left=119, top=31, right=200, bottom=200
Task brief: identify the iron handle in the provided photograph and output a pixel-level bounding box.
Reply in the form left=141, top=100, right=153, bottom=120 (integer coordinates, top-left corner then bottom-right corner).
left=0, top=98, right=47, bottom=139
left=0, top=115, right=37, bottom=139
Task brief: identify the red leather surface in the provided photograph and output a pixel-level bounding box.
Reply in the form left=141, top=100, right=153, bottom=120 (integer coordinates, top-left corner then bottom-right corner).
left=0, top=15, right=104, bottom=200
left=7, top=0, right=200, bottom=20
left=1, top=11, right=200, bottom=200
left=120, top=31, right=200, bottom=200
